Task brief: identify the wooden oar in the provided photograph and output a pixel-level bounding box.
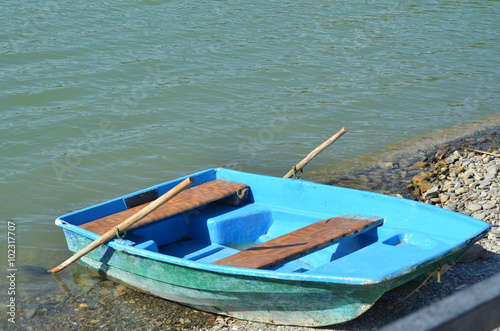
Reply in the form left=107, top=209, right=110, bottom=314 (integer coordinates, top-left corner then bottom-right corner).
left=48, top=177, right=195, bottom=273
left=283, top=127, right=348, bottom=178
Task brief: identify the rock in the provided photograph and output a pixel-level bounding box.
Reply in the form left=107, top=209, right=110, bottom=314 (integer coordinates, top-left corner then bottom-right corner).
left=422, top=185, right=439, bottom=199
left=484, top=173, right=496, bottom=180
left=483, top=203, right=496, bottom=210
left=479, top=180, right=491, bottom=187
left=443, top=203, right=457, bottom=211
left=442, top=182, right=454, bottom=192
left=24, top=304, right=38, bottom=319
left=454, top=166, right=465, bottom=174
left=439, top=193, right=450, bottom=203
left=460, top=169, right=475, bottom=179
left=486, top=165, right=498, bottom=175
left=467, top=203, right=482, bottom=212
left=472, top=212, right=486, bottom=220
left=409, top=161, right=429, bottom=169
left=457, top=244, right=489, bottom=263
left=411, top=175, right=433, bottom=194
left=379, top=162, right=398, bottom=169
left=114, top=285, right=128, bottom=297
left=418, top=181, right=433, bottom=194
left=436, top=149, right=447, bottom=159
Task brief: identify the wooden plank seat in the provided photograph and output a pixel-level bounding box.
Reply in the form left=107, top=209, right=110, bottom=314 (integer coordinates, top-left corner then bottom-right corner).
left=212, top=215, right=383, bottom=269
left=79, top=179, right=250, bottom=235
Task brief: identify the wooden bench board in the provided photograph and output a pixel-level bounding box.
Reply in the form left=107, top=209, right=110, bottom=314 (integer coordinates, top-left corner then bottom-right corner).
left=212, top=216, right=383, bottom=269
left=79, top=179, right=249, bottom=235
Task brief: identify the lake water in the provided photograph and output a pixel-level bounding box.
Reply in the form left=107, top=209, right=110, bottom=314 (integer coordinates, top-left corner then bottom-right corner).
left=1, top=0, right=499, bottom=312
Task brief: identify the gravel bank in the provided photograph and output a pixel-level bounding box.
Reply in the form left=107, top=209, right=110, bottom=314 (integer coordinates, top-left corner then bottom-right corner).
left=5, top=128, right=499, bottom=331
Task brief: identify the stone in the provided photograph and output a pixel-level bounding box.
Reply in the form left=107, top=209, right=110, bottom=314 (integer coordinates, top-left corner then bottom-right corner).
left=379, top=162, right=398, bottom=169
left=114, top=285, right=128, bottom=297
left=483, top=203, right=496, bottom=210
left=409, top=161, right=429, bottom=169
left=443, top=203, right=457, bottom=211
left=457, top=244, right=489, bottom=263
left=472, top=212, right=486, bottom=220
left=467, top=203, right=482, bottom=212
left=486, top=165, right=498, bottom=175
left=410, top=175, right=434, bottom=196
left=460, top=169, right=474, bottom=179
left=484, top=173, right=497, bottom=180
left=439, top=193, right=450, bottom=203
left=462, top=160, right=473, bottom=167
left=422, top=185, right=440, bottom=199
left=442, top=182, right=454, bottom=192
left=419, top=181, right=433, bottom=194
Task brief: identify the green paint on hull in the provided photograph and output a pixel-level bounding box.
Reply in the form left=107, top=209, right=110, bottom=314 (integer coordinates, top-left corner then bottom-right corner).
left=65, top=229, right=469, bottom=327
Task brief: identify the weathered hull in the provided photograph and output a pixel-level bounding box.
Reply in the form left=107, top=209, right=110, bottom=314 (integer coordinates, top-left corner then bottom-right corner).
left=56, top=168, right=490, bottom=326
left=64, top=229, right=471, bottom=326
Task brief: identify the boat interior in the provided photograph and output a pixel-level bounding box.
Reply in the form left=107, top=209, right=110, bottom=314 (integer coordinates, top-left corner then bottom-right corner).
left=72, top=178, right=459, bottom=279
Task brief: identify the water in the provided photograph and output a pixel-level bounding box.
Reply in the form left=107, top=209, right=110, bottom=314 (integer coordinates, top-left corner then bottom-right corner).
left=1, top=0, right=499, bottom=310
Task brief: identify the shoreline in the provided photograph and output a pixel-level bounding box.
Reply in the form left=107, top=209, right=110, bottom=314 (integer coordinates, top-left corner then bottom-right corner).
left=5, top=124, right=500, bottom=331
left=307, top=113, right=500, bottom=187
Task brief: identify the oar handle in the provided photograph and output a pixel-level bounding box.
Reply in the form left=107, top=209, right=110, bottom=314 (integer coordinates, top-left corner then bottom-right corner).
left=283, top=127, right=348, bottom=178
left=48, top=177, right=195, bottom=273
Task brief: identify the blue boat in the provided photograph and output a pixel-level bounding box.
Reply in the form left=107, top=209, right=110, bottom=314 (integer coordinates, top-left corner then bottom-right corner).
left=55, top=168, right=490, bottom=326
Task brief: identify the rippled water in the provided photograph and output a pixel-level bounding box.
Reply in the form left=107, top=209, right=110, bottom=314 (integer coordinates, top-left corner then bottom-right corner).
left=1, top=0, right=499, bottom=303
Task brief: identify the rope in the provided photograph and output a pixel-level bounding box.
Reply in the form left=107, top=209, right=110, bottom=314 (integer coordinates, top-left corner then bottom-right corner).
left=385, top=268, right=440, bottom=310
left=292, top=166, right=303, bottom=179
left=237, top=187, right=249, bottom=199
left=115, top=227, right=127, bottom=239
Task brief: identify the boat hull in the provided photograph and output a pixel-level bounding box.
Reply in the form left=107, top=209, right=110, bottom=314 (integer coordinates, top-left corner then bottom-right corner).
left=64, top=229, right=471, bottom=326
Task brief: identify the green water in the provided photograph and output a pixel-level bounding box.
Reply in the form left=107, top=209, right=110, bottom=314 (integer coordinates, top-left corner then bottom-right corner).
left=1, top=0, right=499, bottom=302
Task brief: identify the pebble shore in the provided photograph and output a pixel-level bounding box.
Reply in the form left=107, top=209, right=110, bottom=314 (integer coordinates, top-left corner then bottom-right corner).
left=408, top=146, right=500, bottom=255
left=5, top=128, right=500, bottom=331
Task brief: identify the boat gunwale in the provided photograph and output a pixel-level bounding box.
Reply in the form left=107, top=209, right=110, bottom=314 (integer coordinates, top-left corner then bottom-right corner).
left=56, top=220, right=488, bottom=286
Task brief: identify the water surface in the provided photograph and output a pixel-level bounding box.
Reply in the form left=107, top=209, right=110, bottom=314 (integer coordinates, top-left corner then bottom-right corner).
left=1, top=0, right=499, bottom=309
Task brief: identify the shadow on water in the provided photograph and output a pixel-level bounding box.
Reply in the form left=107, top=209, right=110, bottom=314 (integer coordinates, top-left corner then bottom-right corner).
left=18, top=265, right=52, bottom=278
